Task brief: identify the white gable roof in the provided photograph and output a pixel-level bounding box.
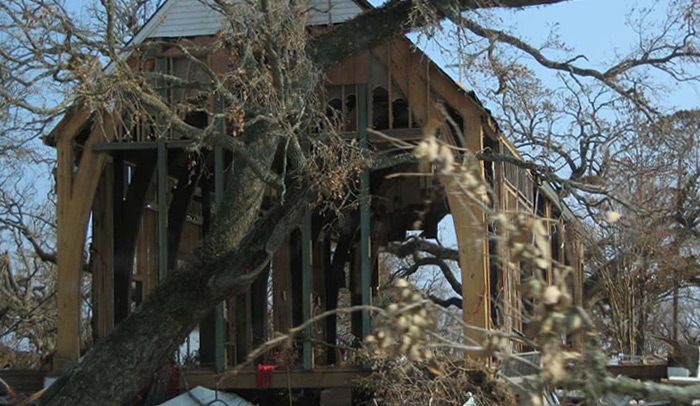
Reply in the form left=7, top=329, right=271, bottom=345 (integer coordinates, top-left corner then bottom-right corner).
left=143, top=0, right=363, bottom=40
left=103, top=0, right=364, bottom=73
left=156, top=386, right=252, bottom=406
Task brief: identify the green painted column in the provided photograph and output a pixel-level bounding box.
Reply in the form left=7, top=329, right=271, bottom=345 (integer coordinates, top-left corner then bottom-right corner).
left=358, top=84, right=371, bottom=339
left=156, top=126, right=168, bottom=283
left=214, top=95, right=226, bottom=372
left=155, top=56, right=169, bottom=283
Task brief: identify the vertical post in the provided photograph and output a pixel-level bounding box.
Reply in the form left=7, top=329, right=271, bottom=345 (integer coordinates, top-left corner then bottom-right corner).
left=157, top=137, right=168, bottom=282
left=55, top=136, right=80, bottom=369
left=93, top=163, right=114, bottom=339
left=156, top=56, right=168, bottom=283
left=214, top=123, right=226, bottom=371
left=358, top=84, right=371, bottom=339
left=445, top=109, right=490, bottom=343
left=55, top=112, right=114, bottom=370
left=302, top=214, right=313, bottom=369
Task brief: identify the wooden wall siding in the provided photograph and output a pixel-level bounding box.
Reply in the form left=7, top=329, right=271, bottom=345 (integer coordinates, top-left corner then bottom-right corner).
left=326, top=52, right=370, bottom=86
left=56, top=113, right=115, bottom=370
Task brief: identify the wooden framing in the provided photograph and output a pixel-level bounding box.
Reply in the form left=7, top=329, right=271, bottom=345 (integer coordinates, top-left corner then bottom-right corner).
left=51, top=17, right=586, bottom=379
left=56, top=112, right=116, bottom=370
left=443, top=108, right=491, bottom=340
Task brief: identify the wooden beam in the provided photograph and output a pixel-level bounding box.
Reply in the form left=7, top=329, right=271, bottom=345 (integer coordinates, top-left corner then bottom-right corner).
left=113, top=154, right=157, bottom=323
left=55, top=113, right=115, bottom=370
left=91, top=140, right=193, bottom=151
left=50, top=105, right=91, bottom=145
left=182, top=368, right=370, bottom=389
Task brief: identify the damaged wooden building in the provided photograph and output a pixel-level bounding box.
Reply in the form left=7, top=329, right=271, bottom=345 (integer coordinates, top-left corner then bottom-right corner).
left=46, top=0, right=585, bottom=396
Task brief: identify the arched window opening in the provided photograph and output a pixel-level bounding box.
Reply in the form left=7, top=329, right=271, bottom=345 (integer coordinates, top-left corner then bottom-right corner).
left=392, top=98, right=409, bottom=129
left=444, top=103, right=464, bottom=147
left=184, top=110, right=208, bottom=130
left=372, top=86, right=389, bottom=130
left=345, top=94, right=357, bottom=132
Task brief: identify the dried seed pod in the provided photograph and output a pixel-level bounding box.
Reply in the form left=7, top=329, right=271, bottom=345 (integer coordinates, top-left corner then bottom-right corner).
left=542, top=286, right=561, bottom=306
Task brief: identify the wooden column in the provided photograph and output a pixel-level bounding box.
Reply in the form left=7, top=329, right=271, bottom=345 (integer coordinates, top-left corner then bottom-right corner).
left=250, top=263, right=270, bottom=354
left=200, top=147, right=227, bottom=370
left=234, top=293, right=251, bottom=365
left=312, top=233, right=329, bottom=365
left=444, top=110, right=490, bottom=344
left=92, top=162, right=114, bottom=340
left=273, top=236, right=293, bottom=335
left=113, top=155, right=157, bottom=323
left=55, top=111, right=114, bottom=370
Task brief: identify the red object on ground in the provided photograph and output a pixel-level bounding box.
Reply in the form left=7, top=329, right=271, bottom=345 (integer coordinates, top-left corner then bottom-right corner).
left=256, top=364, right=276, bottom=389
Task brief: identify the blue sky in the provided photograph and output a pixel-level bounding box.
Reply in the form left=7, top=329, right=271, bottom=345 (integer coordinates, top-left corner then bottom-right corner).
left=412, top=0, right=699, bottom=112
